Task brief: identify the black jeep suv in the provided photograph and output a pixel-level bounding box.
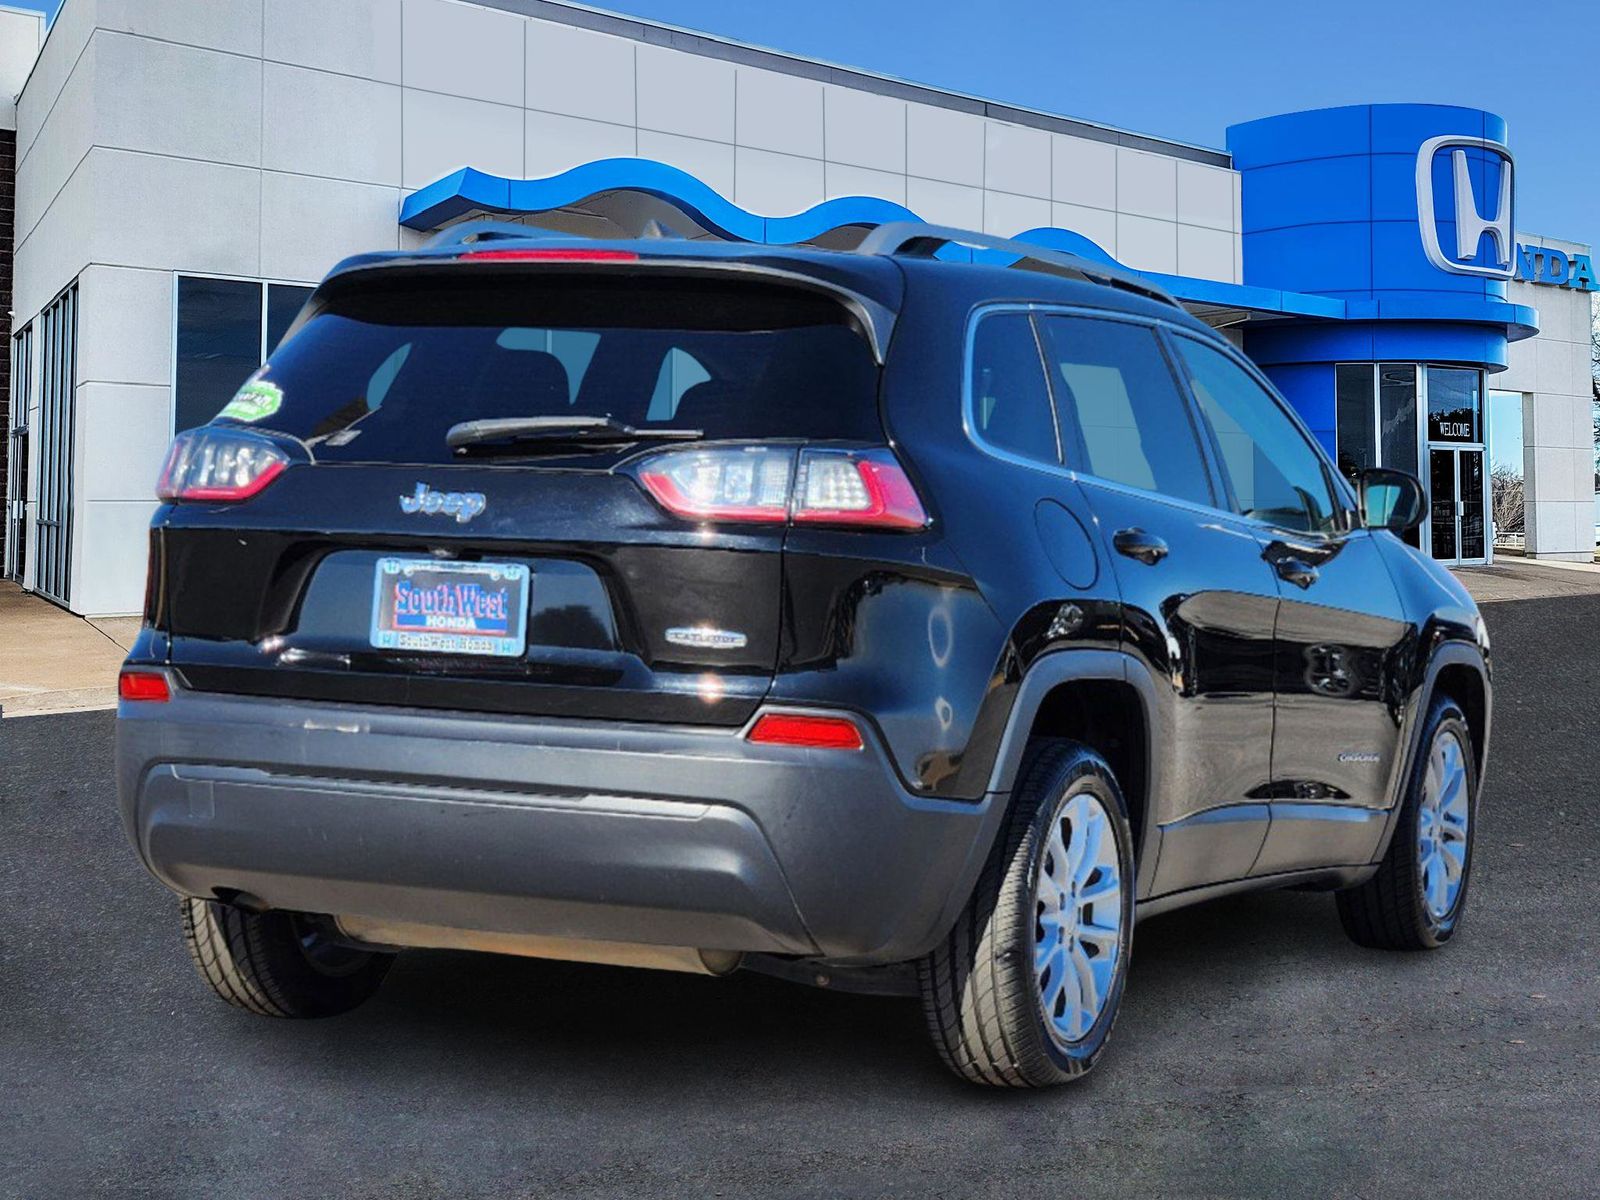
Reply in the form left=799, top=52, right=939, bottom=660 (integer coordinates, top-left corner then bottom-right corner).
left=116, top=223, right=1489, bottom=1087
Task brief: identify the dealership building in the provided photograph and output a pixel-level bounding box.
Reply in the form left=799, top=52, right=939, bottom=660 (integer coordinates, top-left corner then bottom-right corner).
left=2, top=0, right=1595, bottom=615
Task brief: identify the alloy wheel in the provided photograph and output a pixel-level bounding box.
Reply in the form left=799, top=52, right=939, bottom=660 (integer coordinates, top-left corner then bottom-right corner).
left=1417, top=728, right=1471, bottom=921
left=1033, top=790, right=1124, bottom=1046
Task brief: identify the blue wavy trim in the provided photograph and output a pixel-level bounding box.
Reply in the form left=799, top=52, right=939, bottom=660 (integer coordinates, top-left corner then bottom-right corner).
left=401, top=158, right=926, bottom=246
left=401, top=159, right=1131, bottom=265
left=397, top=158, right=1537, bottom=340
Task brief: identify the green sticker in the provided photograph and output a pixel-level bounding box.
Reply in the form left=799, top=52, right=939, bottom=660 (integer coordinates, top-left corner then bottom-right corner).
left=219, top=379, right=283, bottom=423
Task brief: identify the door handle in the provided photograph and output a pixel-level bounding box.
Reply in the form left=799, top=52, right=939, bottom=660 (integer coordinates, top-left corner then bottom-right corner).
left=1274, top=556, right=1319, bottom=589
left=1113, top=528, right=1169, bottom=566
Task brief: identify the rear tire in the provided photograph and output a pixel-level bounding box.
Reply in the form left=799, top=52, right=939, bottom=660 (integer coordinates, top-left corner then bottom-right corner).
left=918, top=740, right=1135, bottom=1087
left=180, top=897, right=393, bottom=1018
left=1337, top=696, right=1477, bottom=951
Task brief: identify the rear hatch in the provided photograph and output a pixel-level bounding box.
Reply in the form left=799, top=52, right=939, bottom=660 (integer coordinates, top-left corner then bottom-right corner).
left=151, top=256, right=899, bottom=726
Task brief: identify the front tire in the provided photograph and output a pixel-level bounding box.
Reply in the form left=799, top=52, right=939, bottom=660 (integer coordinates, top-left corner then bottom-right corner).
left=1337, top=695, right=1477, bottom=950
left=918, top=741, right=1135, bottom=1087
left=181, top=897, right=394, bottom=1018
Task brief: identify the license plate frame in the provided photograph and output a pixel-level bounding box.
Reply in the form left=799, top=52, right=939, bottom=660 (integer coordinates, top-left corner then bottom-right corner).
left=368, top=557, right=530, bottom=658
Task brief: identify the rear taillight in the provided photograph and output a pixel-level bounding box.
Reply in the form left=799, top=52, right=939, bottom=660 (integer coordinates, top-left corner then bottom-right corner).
left=156, top=428, right=290, bottom=502
left=791, top=449, right=929, bottom=530
left=638, top=446, right=794, bottom=522
left=118, top=670, right=171, bottom=703
left=635, top=446, right=928, bottom=530
left=747, top=712, right=864, bottom=750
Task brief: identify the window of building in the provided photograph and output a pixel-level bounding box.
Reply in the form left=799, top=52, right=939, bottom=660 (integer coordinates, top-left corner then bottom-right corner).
left=1379, top=366, right=1419, bottom=477
left=35, top=285, right=77, bottom=604
left=266, top=282, right=315, bottom=353
left=1487, top=389, right=1524, bottom=550
left=1172, top=335, right=1338, bottom=534
left=969, top=313, right=1059, bottom=464
left=1426, top=367, right=1481, bottom=443
left=1035, top=315, right=1212, bottom=507
left=6, top=325, right=33, bottom=583
left=1335, top=364, right=1376, bottom=481
left=1336, top=363, right=1418, bottom=483
left=174, top=277, right=315, bottom=433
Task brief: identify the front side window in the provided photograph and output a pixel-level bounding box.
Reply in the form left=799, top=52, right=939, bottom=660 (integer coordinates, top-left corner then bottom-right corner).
left=1173, top=336, right=1339, bottom=535
left=1034, top=315, right=1213, bottom=507
left=969, top=313, right=1058, bottom=464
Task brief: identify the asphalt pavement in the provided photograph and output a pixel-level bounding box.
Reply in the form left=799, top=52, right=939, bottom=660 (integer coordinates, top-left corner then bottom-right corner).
left=3, top=596, right=1597, bottom=1198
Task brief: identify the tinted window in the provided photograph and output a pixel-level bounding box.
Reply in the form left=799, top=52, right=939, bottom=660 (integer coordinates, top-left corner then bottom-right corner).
left=224, top=275, right=882, bottom=462
left=969, top=313, right=1058, bottom=463
left=1428, top=366, right=1480, bottom=443
left=266, top=283, right=315, bottom=354
left=1035, top=315, right=1212, bottom=506
left=175, top=277, right=262, bottom=433
left=648, top=347, right=713, bottom=420
left=1335, top=363, right=1374, bottom=481
left=1173, top=336, right=1339, bottom=534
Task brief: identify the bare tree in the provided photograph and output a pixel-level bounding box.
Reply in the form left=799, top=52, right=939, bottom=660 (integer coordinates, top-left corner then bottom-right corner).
left=1592, top=296, right=1599, bottom=489
left=1491, top=462, right=1524, bottom=538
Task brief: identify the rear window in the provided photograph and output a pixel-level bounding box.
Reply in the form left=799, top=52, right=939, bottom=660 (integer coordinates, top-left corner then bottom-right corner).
left=210, top=272, right=883, bottom=463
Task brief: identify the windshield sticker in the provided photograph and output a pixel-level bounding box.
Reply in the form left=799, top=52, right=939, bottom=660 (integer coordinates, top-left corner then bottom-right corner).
left=219, top=378, right=283, bottom=423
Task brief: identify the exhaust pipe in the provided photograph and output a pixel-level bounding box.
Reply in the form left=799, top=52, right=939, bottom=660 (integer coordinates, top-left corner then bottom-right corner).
left=335, top=915, right=742, bottom=977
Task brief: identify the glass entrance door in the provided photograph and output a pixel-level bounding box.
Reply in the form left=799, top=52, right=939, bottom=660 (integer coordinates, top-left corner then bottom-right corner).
left=1425, top=367, right=1489, bottom=566
left=1429, top=446, right=1487, bottom=564
left=5, top=328, right=31, bottom=582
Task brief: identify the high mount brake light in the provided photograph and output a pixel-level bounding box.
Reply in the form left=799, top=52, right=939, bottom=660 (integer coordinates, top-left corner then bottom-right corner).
left=747, top=712, right=864, bottom=750
left=118, top=670, right=171, bottom=703
left=156, top=428, right=291, bottom=502
left=635, top=446, right=929, bottom=530
left=459, top=248, right=641, bottom=262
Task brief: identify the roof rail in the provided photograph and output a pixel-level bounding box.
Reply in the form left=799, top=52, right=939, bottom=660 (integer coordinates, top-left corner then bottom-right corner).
left=854, top=222, right=1179, bottom=308
left=425, top=219, right=559, bottom=249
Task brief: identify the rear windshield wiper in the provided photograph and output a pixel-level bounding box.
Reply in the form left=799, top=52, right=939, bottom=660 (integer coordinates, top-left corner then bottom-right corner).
left=447, top=415, right=704, bottom=453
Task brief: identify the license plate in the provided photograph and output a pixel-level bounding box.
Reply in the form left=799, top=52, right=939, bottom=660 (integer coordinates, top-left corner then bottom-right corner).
left=369, top=557, right=529, bottom=657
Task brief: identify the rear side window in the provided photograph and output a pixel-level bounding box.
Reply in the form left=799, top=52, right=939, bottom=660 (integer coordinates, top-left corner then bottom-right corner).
left=1034, top=315, right=1213, bottom=508
left=969, top=313, right=1058, bottom=463
left=216, top=273, right=882, bottom=463
left=1172, top=336, right=1340, bottom=534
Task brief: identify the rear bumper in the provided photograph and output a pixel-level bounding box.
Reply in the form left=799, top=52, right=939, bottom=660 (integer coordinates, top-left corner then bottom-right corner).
left=115, top=683, right=1004, bottom=964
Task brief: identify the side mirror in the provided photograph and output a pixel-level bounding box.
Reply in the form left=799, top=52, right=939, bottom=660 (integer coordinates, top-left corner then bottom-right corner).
left=1358, top=468, right=1426, bottom=533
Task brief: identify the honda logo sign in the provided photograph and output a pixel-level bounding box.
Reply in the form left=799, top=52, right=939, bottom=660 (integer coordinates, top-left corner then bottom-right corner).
left=1414, top=134, right=1515, bottom=280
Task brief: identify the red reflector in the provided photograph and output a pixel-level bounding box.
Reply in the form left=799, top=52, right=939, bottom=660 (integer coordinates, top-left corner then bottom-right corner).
left=118, top=671, right=171, bottom=703
left=747, top=712, right=863, bottom=750
left=459, top=248, right=640, bottom=262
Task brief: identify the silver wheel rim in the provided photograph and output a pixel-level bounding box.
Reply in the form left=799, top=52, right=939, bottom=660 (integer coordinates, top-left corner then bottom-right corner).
left=1033, top=789, right=1123, bottom=1047
left=1418, top=728, right=1471, bottom=921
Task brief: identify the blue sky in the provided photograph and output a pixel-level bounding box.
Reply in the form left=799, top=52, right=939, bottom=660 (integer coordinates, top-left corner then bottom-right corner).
left=592, top=0, right=1600, bottom=249
left=10, top=0, right=1598, bottom=247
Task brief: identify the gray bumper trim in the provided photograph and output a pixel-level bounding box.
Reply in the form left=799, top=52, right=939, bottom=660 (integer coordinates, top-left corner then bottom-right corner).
left=117, top=687, right=1005, bottom=962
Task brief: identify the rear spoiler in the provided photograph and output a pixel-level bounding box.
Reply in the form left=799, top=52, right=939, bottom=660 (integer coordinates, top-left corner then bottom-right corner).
left=312, top=238, right=898, bottom=364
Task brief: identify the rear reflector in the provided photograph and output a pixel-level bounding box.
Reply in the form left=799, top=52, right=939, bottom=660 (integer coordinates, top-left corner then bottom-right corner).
left=747, top=712, right=864, bottom=750
left=459, top=248, right=641, bottom=262
left=118, top=670, right=171, bottom=703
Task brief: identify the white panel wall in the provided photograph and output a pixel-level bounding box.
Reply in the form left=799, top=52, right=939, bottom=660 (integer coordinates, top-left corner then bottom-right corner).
left=0, top=6, right=46, bottom=128
left=1500, top=237, right=1596, bottom=560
